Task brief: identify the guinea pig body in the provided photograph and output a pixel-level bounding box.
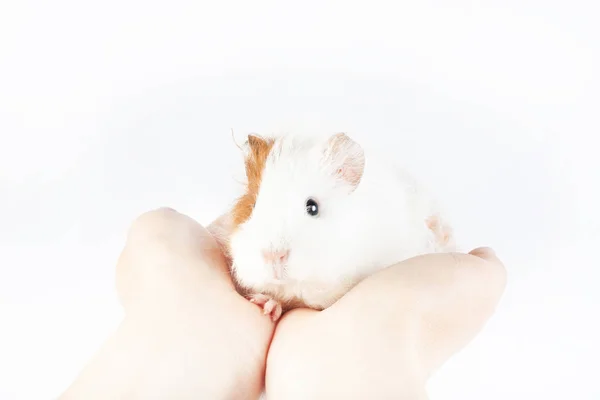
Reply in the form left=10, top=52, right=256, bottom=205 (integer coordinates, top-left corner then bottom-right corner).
left=226, top=132, right=454, bottom=320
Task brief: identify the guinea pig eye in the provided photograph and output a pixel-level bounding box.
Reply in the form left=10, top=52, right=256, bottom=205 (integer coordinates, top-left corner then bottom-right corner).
left=305, top=198, right=319, bottom=217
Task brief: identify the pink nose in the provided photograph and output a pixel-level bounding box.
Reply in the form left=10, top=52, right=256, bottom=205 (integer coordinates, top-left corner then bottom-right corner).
left=262, top=249, right=290, bottom=264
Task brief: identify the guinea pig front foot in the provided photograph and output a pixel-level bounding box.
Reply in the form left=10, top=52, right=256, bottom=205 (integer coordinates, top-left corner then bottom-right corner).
left=247, top=293, right=283, bottom=322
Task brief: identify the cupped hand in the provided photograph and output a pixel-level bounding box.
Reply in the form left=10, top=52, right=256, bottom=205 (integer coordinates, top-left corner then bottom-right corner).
left=60, top=208, right=506, bottom=400
left=60, top=208, right=275, bottom=400
left=265, top=248, right=507, bottom=399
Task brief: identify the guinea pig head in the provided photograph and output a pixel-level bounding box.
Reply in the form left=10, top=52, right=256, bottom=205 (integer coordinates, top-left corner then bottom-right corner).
left=228, top=132, right=366, bottom=289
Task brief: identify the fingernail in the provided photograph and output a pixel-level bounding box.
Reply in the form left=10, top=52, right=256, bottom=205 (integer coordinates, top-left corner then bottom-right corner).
left=471, top=246, right=496, bottom=259
left=480, top=247, right=496, bottom=256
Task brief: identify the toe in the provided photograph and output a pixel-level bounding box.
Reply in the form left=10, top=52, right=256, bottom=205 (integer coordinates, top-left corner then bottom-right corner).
left=248, top=293, right=269, bottom=306
left=263, top=299, right=276, bottom=315
left=271, top=304, right=283, bottom=322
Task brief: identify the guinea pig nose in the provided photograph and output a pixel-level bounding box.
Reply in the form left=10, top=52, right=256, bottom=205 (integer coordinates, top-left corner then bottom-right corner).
left=262, top=249, right=290, bottom=264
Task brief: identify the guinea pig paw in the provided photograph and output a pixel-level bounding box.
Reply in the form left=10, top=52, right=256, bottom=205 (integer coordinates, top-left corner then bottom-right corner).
left=248, top=293, right=283, bottom=322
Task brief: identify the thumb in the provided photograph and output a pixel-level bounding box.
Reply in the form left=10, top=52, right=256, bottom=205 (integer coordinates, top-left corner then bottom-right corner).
left=469, top=246, right=501, bottom=264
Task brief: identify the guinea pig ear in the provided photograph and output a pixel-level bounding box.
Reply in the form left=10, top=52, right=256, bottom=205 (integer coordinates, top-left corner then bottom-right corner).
left=323, top=133, right=365, bottom=190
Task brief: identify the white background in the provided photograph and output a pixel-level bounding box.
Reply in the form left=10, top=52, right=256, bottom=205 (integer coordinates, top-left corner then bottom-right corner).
left=1, top=1, right=599, bottom=399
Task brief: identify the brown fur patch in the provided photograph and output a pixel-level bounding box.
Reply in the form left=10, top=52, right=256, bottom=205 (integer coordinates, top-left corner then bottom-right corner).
left=231, top=134, right=275, bottom=227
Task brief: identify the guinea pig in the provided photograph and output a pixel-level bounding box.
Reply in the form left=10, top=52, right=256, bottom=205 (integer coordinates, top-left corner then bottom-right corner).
left=224, top=132, right=455, bottom=321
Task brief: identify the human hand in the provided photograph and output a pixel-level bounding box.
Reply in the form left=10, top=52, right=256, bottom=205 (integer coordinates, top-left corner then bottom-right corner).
left=60, top=208, right=275, bottom=400
left=60, top=208, right=505, bottom=400
left=265, top=248, right=507, bottom=399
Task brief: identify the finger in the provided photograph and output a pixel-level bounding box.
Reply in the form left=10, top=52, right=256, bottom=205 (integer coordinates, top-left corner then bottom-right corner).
left=126, top=206, right=179, bottom=240
left=116, top=208, right=232, bottom=312
left=411, top=249, right=507, bottom=375
left=123, top=207, right=228, bottom=273
left=323, top=250, right=507, bottom=375
left=126, top=207, right=212, bottom=252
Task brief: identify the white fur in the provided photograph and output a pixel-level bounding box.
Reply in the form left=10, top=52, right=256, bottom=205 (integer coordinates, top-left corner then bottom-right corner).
left=229, top=133, right=455, bottom=310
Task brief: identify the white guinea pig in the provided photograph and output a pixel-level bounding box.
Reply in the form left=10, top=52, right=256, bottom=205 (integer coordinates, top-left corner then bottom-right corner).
left=224, top=132, right=455, bottom=321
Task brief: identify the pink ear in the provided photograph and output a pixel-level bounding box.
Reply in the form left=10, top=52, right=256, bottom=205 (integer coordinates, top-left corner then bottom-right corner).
left=324, top=133, right=365, bottom=189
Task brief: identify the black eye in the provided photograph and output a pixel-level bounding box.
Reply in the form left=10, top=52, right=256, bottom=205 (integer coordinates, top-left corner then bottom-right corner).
left=305, top=198, right=319, bottom=216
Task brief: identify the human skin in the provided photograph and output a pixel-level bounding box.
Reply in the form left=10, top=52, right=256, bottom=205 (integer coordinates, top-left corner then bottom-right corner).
left=59, top=207, right=506, bottom=399
left=265, top=249, right=507, bottom=399
left=59, top=208, right=275, bottom=400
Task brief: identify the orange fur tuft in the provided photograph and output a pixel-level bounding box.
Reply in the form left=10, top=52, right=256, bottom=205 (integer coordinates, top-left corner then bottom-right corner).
left=231, top=135, right=275, bottom=227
